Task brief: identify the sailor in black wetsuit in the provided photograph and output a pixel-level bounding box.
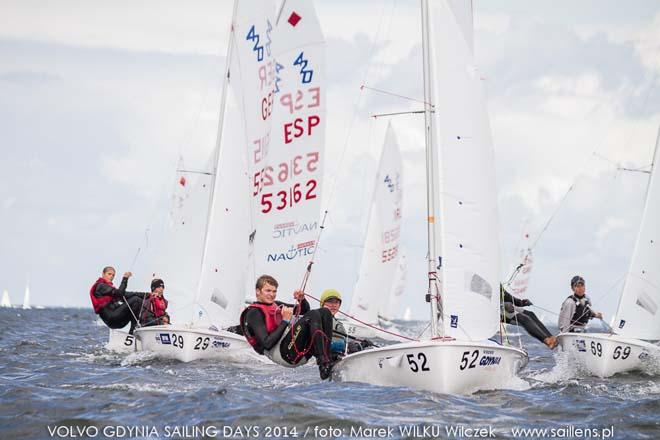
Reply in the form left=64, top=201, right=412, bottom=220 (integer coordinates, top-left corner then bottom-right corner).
left=501, top=286, right=557, bottom=349
left=318, top=289, right=375, bottom=361
left=89, top=267, right=148, bottom=334
left=240, top=275, right=334, bottom=380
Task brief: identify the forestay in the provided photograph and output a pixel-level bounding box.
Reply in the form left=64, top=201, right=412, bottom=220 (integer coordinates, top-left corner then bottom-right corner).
left=428, top=1, right=500, bottom=340
left=249, top=0, right=325, bottom=295
left=614, top=129, right=660, bottom=340
left=351, top=123, right=403, bottom=325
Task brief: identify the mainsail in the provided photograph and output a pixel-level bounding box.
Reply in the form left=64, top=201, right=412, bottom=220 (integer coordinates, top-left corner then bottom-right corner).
left=428, top=0, right=501, bottom=340
left=195, top=0, right=277, bottom=328
left=249, top=0, right=326, bottom=295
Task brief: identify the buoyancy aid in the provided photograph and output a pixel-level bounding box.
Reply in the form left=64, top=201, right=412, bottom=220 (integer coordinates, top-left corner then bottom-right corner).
left=151, top=296, right=168, bottom=317
left=89, top=278, right=114, bottom=314
left=568, top=294, right=592, bottom=327
left=240, top=302, right=283, bottom=350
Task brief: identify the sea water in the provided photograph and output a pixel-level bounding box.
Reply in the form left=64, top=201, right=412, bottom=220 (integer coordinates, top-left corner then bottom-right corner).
left=0, top=308, right=658, bottom=439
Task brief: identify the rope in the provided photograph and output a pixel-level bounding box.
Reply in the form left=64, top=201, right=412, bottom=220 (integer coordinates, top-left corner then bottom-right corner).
left=360, top=84, right=431, bottom=106
left=298, top=0, right=398, bottom=288
left=304, top=292, right=418, bottom=342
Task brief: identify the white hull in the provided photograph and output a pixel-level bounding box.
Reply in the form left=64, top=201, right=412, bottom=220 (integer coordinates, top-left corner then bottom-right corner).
left=333, top=339, right=528, bottom=394
left=105, top=329, right=141, bottom=353
left=134, top=325, right=254, bottom=363
left=342, top=320, right=407, bottom=342
left=342, top=321, right=378, bottom=340
left=557, top=332, right=660, bottom=377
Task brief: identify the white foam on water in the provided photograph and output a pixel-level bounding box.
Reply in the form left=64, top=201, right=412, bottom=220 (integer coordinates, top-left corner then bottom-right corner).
left=528, top=350, right=582, bottom=384
left=121, top=350, right=159, bottom=366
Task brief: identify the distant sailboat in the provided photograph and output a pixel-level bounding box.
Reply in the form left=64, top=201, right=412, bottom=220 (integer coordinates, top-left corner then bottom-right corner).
left=1, top=289, right=11, bottom=308
left=22, top=282, right=31, bottom=309
left=345, top=123, right=404, bottom=340
left=402, top=306, right=412, bottom=322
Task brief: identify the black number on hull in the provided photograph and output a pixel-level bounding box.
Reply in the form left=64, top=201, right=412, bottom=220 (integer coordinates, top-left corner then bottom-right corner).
left=172, top=333, right=184, bottom=349
left=613, top=345, right=631, bottom=360
left=406, top=353, right=431, bottom=372
left=459, top=350, right=480, bottom=370
left=194, top=337, right=210, bottom=350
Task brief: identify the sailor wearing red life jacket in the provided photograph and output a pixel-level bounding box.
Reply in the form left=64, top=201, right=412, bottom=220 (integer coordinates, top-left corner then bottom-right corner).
left=89, top=266, right=148, bottom=334
left=139, top=278, right=170, bottom=326
left=240, top=274, right=335, bottom=380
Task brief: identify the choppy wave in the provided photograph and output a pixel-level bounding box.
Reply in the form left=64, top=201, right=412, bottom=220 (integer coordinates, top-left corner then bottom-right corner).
left=0, top=308, right=658, bottom=439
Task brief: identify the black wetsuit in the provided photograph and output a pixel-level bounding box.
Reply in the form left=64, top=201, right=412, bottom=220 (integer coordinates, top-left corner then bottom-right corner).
left=95, top=277, right=147, bottom=334
left=502, top=290, right=553, bottom=344
left=243, top=299, right=333, bottom=365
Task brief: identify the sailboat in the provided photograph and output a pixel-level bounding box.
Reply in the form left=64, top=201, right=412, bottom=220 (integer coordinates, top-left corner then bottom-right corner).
left=557, top=127, right=660, bottom=377
left=120, top=0, right=326, bottom=362
left=344, top=123, right=405, bottom=340
left=332, top=0, right=528, bottom=394
left=130, top=0, right=277, bottom=362
left=22, top=282, right=31, bottom=310
left=1, top=289, right=11, bottom=308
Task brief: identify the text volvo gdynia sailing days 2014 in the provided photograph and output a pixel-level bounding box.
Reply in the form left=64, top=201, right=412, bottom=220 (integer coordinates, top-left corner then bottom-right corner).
left=46, top=425, right=290, bottom=438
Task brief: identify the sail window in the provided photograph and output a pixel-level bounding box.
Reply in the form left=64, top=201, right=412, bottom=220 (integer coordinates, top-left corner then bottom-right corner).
left=468, top=273, right=492, bottom=299
left=636, top=291, right=658, bottom=316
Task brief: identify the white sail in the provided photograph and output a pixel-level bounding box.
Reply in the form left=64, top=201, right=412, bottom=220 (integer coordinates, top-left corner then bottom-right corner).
left=1, top=289, right=11, bottom=308
left=510, top=233, right=533, bottom=297
left=614, top=128, right=660, bottom=340
left=331, top=0, right=527, bottom=394
left=22, top=282, right=31, bottom=309
left=195, top=0, right=276, bottom=328
left=144, top=162, right=212, bottom=324
left=248, top=0, right=326, bottom=295
left=428, top=1, right=500, bottom=340
left=381, top=253, right=407, bottom=321
left=351, top=123, right=403, bottom=325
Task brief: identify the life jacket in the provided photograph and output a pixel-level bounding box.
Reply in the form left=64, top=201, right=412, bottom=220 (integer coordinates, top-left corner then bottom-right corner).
left=151, top=296, right=168, bottom=317
left=239, top=302, right=283, bottom=352
left=568, top=295, right=592, bottom=327
left=89, top=277, right=114, bottom=314
left=140, top=294, right=168, bottom=325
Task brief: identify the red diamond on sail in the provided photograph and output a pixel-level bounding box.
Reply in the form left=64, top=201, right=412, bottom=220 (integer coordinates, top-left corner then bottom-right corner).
left=179, top=176, right=187, bottom=187
left=288, top=12, right=301, bottom=27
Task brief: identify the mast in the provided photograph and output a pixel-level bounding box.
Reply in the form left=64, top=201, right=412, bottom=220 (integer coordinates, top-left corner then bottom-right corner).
left=199, top=1, right=239, bottom=283
left=420, top=0, right=443, bottom=337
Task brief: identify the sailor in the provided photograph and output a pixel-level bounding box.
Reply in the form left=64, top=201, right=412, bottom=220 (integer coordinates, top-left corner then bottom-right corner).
left=89, top=266, right=148, bottom=334
left=139, top=278, right=170, bottom=326
left=240, top=275, right=334, bottom=380
left=558, top=275, right=602, bottom=333
left=501, top=286, right=557, bottom=349
left=319, top=288, right=375, bottom=360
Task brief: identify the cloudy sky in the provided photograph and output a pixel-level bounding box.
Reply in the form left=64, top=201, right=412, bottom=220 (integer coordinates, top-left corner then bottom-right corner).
left=2, top=1, right=659, bottom=327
